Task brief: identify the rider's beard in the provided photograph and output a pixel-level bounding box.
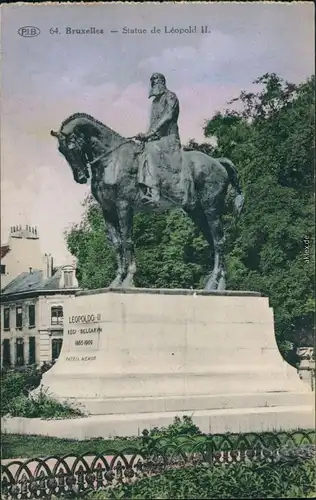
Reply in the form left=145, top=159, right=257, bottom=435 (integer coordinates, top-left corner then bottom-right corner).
left=149, top=83, right=166, bottom=98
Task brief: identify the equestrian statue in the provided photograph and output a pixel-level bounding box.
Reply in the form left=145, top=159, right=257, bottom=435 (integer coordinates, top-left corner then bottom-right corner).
left=51, top=73, right=244, bottom=291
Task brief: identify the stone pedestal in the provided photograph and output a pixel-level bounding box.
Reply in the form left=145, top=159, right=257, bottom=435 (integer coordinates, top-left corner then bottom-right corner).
left=38, top=288, right=314, bottom=437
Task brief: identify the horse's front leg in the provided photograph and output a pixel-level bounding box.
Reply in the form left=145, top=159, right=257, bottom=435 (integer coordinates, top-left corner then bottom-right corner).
left=103, top=210, right=124, bottom=287
left=117, top=204, right=136, bottom=288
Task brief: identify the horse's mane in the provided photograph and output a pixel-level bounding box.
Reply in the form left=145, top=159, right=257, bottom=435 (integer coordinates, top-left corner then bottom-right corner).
left=61, top=112, right=123, bottom=140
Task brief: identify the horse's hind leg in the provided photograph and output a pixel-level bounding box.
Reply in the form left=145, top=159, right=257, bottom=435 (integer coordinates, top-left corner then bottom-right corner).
left=204, top=209, right=226, bottom=291
left=187, top=198, right=226, bottom=291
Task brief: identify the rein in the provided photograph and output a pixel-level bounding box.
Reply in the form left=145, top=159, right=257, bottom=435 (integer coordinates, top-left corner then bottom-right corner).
left=87, top=136, right=137, bottom=166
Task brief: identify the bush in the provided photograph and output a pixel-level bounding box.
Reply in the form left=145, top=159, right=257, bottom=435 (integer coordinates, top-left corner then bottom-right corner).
left=80, top=459, right=316, bottom=499
left=1, top=366, right=85, bottom=419
left=144, top=415, right=202, bottom=439
left=1, top=368, right=42, bottom=416
left=5, top=386, right=85, bottom=419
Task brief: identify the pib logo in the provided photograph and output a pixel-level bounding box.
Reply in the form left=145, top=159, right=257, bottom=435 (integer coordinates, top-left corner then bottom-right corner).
left=18, top=26, right=41, bottom=38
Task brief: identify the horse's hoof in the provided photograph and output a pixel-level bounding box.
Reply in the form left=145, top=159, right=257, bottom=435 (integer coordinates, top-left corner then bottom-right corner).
left=121, top=277, right=135, bottom=288
left=109, top=277, right=123, bottom=288
left=217, top=276, right=226, bottom=291
left=204, top=281, right=217, bottom=291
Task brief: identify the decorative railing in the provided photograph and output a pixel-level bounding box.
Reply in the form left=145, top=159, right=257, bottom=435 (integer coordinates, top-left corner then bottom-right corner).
left=2, top=430, right=315, bottom=499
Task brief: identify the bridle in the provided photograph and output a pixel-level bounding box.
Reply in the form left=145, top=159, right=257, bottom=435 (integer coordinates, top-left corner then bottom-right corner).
left=55, top=129, right=142, bottom=174
left=87, top=136, right=137, bottom=166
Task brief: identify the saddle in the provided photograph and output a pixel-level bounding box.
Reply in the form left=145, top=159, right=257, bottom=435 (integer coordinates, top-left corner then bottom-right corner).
left=138, top=148, right=195, bottom=208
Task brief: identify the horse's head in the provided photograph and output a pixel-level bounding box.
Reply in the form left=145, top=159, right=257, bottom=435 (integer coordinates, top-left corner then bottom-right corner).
left=52, top=113, right=126, bottom=184
left=51, top=127, right=90, bottom=185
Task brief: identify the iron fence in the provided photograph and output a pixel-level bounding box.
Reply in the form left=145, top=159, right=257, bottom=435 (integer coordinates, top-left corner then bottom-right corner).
left=2, top=430, right=315, bottom=499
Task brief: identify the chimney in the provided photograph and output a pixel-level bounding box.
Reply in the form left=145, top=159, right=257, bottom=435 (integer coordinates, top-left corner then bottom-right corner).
left=42, top=253, right=53, bottom=279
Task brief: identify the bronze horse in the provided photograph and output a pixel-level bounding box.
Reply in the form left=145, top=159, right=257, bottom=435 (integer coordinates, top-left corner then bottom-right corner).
left=51, top=113, right=244, bottom=290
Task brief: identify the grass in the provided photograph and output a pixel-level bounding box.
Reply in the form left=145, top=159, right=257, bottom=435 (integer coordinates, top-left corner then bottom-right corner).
left=1, top=434, right=141, bottom=459
left=2, top=429, right=315, bottom=460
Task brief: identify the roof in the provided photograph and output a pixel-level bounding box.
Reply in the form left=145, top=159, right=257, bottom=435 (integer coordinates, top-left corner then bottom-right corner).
left=1, top=267, right=78, bottom=295
left=1, top=245, right=10, bottom=259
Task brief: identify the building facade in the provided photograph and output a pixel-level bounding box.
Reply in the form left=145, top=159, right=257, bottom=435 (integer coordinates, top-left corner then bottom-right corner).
left=1, top=258, right=79, bottom=368
left=1, top=225, right=43, bottom=289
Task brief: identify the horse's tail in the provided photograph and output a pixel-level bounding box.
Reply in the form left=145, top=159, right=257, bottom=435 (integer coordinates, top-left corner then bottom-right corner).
left=218, top=157, right=244, bottom=216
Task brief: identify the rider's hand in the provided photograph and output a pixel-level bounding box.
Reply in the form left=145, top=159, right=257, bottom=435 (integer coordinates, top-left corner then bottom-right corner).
left=135, top=133, right=147, bottom=142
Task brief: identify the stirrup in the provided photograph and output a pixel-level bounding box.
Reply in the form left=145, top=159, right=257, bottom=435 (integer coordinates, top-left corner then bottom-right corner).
left=141, top=192, right=160, bottom=205
left=141, top=196, right=158, bottom=205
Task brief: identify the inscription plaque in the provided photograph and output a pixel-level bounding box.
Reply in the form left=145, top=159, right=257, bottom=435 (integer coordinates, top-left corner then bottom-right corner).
left=65, top=312, right=103, bottom=357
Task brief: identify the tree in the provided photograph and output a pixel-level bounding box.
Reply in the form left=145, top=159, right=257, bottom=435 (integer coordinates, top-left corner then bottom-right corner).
left=66, top=196, right=116, bottom=290
left=202, top=73, right=315, bottom=361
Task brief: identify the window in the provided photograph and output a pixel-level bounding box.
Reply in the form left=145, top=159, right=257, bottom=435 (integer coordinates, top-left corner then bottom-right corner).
left=1, top=264, right=6, bottom=274
left=2, top=339, right=11, bottom=367
left=28, top=305, right=35, bottom=328
left=52, top=338, right=63, bottom=361
left=64, top=271, right=73, bottom=288
left=16, top=338, right=24, bottom=366
left=28, top=337, right=36, bottom=365
left=3, top=308, right=10, bottom=330
left=51, top=306, right=63, bottom=325
left=16, top=306, right=22, bottom=329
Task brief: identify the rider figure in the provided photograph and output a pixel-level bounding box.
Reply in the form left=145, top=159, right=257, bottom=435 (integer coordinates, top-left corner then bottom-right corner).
left=136, top=73, right=181, bottom=205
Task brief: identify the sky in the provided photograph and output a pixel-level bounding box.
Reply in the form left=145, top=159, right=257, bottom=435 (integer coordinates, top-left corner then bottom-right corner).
left=1, top=2, right=314, bottom=265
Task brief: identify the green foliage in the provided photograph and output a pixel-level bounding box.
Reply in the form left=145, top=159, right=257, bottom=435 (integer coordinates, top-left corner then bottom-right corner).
left=204, top=73, right=315, bottom=362
left=145, top=415, right=202, bottom=439
left=5, top=386, right=85, bottom=419
left=1, top=367, right=85, bottom=419
left=1, top=366, right=44, bottom=416
left=65, top=73, right=315, bottom=361
left=66, top=197, right=116, bottom=289
left=79, top=460, right=316, bottom=499
left=135, top=209, right=209, bottom=289
left=1, top=372, right=36, bottom=414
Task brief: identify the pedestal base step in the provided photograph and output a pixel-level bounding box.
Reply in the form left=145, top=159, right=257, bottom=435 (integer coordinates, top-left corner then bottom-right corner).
left=67, top=391, right=314, bottom=415
left=2, top=404, right=314, bottom=440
